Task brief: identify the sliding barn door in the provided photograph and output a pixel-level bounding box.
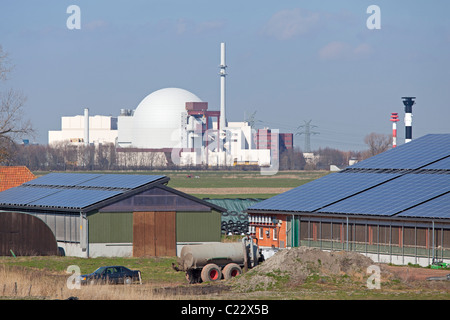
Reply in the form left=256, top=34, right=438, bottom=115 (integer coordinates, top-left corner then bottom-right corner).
left=133, top=211, right=176, bottom=257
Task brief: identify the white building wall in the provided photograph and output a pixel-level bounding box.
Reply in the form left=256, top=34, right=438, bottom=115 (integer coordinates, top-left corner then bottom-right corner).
left=49, top=115, right=118, bottom=145
left=117, top=116, right=134, bottom=147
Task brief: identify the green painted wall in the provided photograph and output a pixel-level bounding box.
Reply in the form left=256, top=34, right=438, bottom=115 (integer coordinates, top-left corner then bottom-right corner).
left=88, top=212, right=133, bottom=243
left=176, top=211, right=221, bottom=242
left=88, top=210, right=221, bottom=244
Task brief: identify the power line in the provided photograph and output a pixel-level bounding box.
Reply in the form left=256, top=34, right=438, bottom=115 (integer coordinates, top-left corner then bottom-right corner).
left=296, top=120, right=319, bottom=153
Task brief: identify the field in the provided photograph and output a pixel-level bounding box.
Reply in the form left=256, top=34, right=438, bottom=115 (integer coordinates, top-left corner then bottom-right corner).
left=34, top=169, right=329, bottom=199
left=1, top=249, right=450, bottom=301
left=10, top=170, right=448, bottom=302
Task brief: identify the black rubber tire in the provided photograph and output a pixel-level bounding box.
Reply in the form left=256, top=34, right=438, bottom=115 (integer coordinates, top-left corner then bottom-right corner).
left=222, top=263, right=242, bottom=280
left=201, top=264, right=222, bottom=282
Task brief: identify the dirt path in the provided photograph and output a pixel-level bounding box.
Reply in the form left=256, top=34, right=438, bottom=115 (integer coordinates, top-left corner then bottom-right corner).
left=383, top=265, right=450, bottom=281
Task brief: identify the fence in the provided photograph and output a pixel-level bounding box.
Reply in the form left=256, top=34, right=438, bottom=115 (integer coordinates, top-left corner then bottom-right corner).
left=287, top=215, right=450, bottom=265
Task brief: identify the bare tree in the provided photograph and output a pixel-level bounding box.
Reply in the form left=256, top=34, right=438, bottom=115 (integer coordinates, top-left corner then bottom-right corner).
left=363, top=132, right=392, bottom=158
left=0, top=46, right=33, bottom=163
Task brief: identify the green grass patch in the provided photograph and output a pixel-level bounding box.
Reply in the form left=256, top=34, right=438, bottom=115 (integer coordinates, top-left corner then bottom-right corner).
left=33, top=170, right=329, bottom=190
left=0, top=256, right=185, bottom=284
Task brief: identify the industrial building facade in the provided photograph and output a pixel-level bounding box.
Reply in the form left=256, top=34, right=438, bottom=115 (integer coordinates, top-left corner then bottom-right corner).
left=247, top=134, right=450, bottom=266
left=0, top=173, right=224, bottom=258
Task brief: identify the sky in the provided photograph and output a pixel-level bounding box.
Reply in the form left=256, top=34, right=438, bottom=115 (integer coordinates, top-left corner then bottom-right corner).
left=0, top=0, right=449, bottom=151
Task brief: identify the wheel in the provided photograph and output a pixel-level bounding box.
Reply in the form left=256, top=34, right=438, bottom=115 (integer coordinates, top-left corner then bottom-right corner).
left=124, top=277, right=132, bottom=285
left=201, top=264, right=222, bottom=282
left=222, top=263, right=242, bottom=280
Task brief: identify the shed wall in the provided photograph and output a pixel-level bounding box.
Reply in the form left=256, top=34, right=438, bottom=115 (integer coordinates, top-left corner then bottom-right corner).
left=176, top=211, right=221, bottom=242
left=0, top=211, right=57, bottom=256
left=88, top=212, right=133, bottom=243
left=289, top=214, right=450, bottom=266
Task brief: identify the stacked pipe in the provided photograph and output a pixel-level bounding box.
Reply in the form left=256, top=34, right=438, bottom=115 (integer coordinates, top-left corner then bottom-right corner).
left=402, top=97, right=416, bottom=143
left=390, top=112, right=399, bottom=148
left=221, top=210, right=249, bottom=235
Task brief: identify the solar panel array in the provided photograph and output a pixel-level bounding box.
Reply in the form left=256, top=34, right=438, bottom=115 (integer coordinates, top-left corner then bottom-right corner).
left=0, top=173, right=166, bottom=211
left=248, top=134, right=450, bottom=219
left=348, top=134, right=450, bottom=170
left=248, top=172, right=400, bottom=212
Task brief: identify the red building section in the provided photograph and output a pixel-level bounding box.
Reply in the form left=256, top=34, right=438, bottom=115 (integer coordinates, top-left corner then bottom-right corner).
left=0, top=166, right=36, bottom=192
left=249, top=213, right=288, bottom=249
left=256, top=129, right=293, bottom=152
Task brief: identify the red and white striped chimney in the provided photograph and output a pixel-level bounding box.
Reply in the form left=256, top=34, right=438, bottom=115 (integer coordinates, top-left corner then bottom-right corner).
left=390, top=112, right=399, bottom=148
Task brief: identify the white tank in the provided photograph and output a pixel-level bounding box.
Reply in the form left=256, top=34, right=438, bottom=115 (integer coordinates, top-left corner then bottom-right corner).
left=177, top=237, right=261, bottom=271
left=178, top=242, right=245, bottom=270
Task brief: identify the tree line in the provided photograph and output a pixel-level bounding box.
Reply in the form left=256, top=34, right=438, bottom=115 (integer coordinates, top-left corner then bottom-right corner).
left=6, top=132, right=391, bottom=172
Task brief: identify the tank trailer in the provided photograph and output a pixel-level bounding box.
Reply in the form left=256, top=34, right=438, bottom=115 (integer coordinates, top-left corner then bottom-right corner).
left=172, top=236, right=264, bottom=283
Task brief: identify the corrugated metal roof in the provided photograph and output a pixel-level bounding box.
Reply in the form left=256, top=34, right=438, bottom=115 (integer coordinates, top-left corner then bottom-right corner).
left=248, top=134, right=450, bottom=220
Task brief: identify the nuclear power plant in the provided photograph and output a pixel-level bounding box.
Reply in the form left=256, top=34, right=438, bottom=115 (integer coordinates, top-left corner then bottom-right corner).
left=48, top=43, right=294, bottom=168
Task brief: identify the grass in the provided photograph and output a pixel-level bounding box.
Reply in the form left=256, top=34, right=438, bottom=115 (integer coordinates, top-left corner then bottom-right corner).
left=194, top=194, right=277, bottom=199
left=2, top=255, right=450, bottom=300
left=34, top=170, right=328, bottom=188
left=0, top=256, right=185, bottom=284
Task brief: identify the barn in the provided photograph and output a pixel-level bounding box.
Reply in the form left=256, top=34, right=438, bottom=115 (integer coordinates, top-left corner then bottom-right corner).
left=247, top=134, right=450, bottom=267
left=0, top=211, right=57, bottom=256
left=0, top=173, right=225, bottom=257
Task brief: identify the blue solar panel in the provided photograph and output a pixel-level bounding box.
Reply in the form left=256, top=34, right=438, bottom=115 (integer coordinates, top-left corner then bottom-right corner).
left=77, top=174, right=165, bottom=189
left=319, top=174, right=450, bottom=216
left=24, top=173, right=102, bottom=187
left=23, top=173, right=165, bottom=190
left=248, top=172, right=399, bottom=212
left=422, top=156, right=450, bottom=170
left=28, top=189, right=122, bottom=209
left=398, top=193, right=450, bottom=219
left=349, top=134, right=450, bottom=170
left=0, top=187, right=60, bottom=206
left=1, top=173, right=168, bottom=211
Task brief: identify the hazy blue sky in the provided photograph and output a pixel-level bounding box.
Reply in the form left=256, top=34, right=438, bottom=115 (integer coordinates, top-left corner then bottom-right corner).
left=1, top=1, right=449, bottom=150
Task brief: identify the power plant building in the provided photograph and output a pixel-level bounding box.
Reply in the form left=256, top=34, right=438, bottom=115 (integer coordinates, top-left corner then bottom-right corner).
left=48, top=87, right=282, bottom=168
left=48, top=112, right=118, bottom=146
left=47, top=43, right=290, bottom=168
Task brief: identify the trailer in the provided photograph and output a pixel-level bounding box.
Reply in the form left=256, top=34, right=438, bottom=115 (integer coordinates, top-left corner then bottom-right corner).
left=172, top=236, right=264, bottom=283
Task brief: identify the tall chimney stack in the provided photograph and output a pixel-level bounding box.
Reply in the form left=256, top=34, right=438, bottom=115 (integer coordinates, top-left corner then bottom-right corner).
left=84, top=108, right=89, bottom=146
left=390, top=112, right=399, bottom=148
left=402, top=97, right=415, bottom=143
left=219, top=42, right=227, bottom=131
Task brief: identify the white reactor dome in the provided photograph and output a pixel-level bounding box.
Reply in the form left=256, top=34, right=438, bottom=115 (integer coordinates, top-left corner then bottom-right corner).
left=132, top=87, right=203, bottom=149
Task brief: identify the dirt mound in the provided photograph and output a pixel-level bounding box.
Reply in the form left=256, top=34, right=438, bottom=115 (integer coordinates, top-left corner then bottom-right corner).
left=231, top=247, right=378, bottom=292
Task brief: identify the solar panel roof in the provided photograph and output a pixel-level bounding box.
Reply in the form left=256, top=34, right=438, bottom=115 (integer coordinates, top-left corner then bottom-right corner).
left=24, top=173, right=166, bottom=190
left=349, top=134, right=450, bottom=170
left=28, top=189, right=122, bottom=209
left=0, top=173, right=168, bottom=211
left=24, top=173, right=101, bottom=187
left=397, top=193, right=450, bottom=219
left=422, top=156, right=450, bottom=170
left=248, top=134, right=450, bottom=220
left=248, top=172, right=399, bottom=212
left=0, top=186, right=60, bottom=206
left=318, top=174, right=450, bottom=216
